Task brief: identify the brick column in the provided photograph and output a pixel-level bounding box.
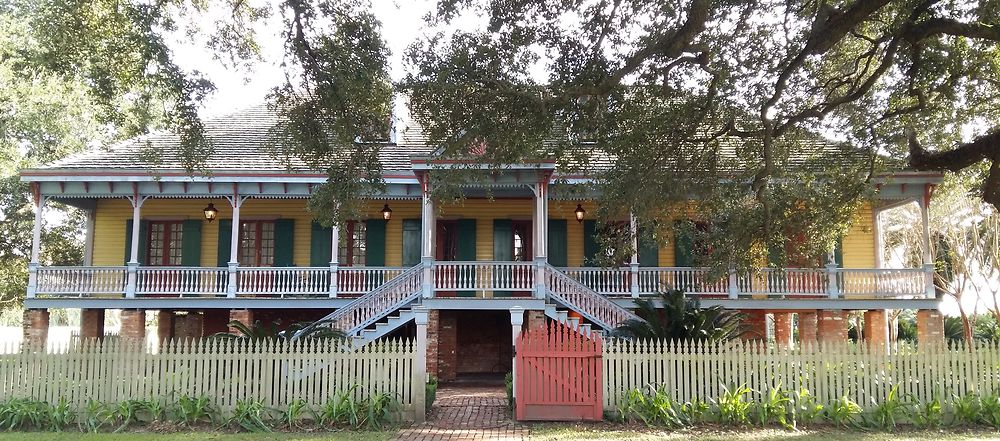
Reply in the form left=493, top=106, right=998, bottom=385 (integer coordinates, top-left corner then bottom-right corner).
left=773, top=312, right=793, bottom=348
left=228, top=309, right=254, bottom=335
left=80, top=309, right=105, bottom=340
left=798, top=311, right=818, bottom=348
left=740, top=310, right=767, bottom=341
left=525, top=310, right=546, bottom=333
left=22, top=309, right=49, bottom=347
left=120, top=309, right=146, bottom=341
left=156, top=310, right=174, bottom=343
left=426, top=310, right=439, bottom=379
left=438, top=311, right=458, bottom=382
left=917, top=309, right=944, bottom=346
left=863, top=310, right=889, bottom=350
left=817, top=310, right=848, bottom=346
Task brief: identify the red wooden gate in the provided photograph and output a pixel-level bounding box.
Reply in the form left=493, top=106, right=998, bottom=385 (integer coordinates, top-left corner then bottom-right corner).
left=515, top=321, right=603, bottom=421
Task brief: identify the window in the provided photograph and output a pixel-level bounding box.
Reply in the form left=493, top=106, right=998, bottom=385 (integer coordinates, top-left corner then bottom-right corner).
left=339, top=221, right=367, bottom=266
left=239, top=220, right=275, bottom=267
left=147, top=221, right=184, bottom=266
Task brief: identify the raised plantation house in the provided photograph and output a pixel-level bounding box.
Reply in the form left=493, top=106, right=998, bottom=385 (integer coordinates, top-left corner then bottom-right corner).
left=20, top=104, right=944, bottom=382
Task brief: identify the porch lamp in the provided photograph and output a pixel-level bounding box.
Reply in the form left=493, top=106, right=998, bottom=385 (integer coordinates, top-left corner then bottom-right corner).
left=203, top=203, right=218, bottom=222
left=574, top=204, right=586, bottom=223
left=381, top=203, right=393, bottom=221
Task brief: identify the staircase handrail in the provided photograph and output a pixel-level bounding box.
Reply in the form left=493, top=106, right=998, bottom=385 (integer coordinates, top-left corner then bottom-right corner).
left=292, top=264, right=424, bottom=340
left=545, top=264, right=643, bottom=331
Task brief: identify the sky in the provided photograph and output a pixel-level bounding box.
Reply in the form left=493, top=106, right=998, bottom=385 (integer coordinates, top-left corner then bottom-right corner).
left=176, top=0, right=460, bottom=118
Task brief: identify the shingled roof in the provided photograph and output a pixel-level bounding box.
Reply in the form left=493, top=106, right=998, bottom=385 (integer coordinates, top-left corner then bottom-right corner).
left=38, top=102, right=871, bottom=175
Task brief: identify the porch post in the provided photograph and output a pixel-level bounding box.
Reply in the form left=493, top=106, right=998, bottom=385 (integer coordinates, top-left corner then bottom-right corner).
left=533, top=179, right=549, bottom=299
left=82, top=207, right=96, bottom=266
left=826, top=252, right=840, bottom=299
left=413, top=306, right=429, bottom=423
left=329, top=216, right=340, bottom=298
left=629, top=212, right=640, bottom=298
left=919, top=187, right=936, bottom=297
left=125, top=190, right=146, bottom=299
left=420, top=177, right=435, bottom=299
left=727, top=266, right=739, bottom=299
left=26, top=187, right=46, bottom=299
left=226, top=189, right=245, bottom=298
left=509, top=306, right=524, bottom=403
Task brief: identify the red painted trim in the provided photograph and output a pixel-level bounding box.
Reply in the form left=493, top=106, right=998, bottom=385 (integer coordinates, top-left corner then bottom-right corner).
left=20, top=170, right=419, bottom=180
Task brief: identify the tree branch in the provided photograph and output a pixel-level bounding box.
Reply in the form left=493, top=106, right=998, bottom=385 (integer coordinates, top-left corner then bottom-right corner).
left=909, top=129, right=1000, bottom=207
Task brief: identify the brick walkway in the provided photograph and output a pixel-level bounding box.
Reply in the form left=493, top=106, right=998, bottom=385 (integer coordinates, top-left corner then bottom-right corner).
left=393, top=385, right=528, bottom=440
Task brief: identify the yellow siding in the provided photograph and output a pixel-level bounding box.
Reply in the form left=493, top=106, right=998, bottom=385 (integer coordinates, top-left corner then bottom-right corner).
left=841, top=201, right=876, bottom=268
left=91, top=197, right=877, bottom=269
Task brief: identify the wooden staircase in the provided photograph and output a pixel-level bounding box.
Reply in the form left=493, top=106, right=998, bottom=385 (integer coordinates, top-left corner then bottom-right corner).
left=544, top=264, right=643, bottom=333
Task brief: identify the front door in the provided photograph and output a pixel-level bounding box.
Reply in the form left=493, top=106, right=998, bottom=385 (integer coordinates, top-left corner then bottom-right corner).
left=510, top=221, right=533, bottom=297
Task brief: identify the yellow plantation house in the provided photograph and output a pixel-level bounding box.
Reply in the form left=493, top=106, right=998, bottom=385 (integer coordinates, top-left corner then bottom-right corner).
left=20, top=105, right=944, bottom=381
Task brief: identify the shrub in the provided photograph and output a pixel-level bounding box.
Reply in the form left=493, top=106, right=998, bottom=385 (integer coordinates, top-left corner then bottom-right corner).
left=318, top=386, right=399, bottom=430
left=826, top=396, right=862, bottom=428
left=910, top=398, right=944, bottom=429
left=230, top=399, right=272, bottom=432
left=980, top=393, right=1000, bottom=428
left=866, top=385, right=909, bottom=429
left=505, top=372, right=514, bottom=410
left=280, top=399, right=312, bottom=428
left=426, top=376, right=439, bottom=413
left=792, top=387, right=824, bottom=426
left=174, top=394, right=218, bottom=426
left=618, top=387, right=687, bottom=428
left=952, top=393, right=982, bottom=425
left=715, top=384, right=754, bottom=425
left=755, top=384, right=792, bottom=429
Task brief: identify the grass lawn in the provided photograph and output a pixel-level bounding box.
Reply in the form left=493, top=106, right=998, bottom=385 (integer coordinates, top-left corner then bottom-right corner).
left=0, top=432, right=394, bottom=441
left=531, top=424, right=1000, bottom=440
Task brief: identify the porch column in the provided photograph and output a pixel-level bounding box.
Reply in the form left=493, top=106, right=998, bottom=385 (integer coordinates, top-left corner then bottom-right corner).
left=413, top=306, right=429, bottom=423
left=533, top=179, right=548, bottom=299
left=26, top=187, right=46, bottom=299
left=863, top=309, right=889, bottom=352
left=82, top=207, right=96, bottom=266
left=509, top=306, right=525, bottom=404
left=329, top=209, right=340, bottom=298
left=420, top=177, right=435, bottom=299
left=226, top=190, right=246, bottom=298
left=773, top=312, right=793, bottom=349
left=826, top=252, right=840, bottom=299
left=919, top=188, right=936, bottom=297
left=629, top=212, right=640, bottom=298
left=125, top=191, right=147, bottom=299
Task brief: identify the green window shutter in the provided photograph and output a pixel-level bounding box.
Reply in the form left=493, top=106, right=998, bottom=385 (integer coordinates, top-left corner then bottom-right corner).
left=547, top=219, right=568, bottom=267
left=124, top=220, right=150, bottom=265
left=180, top=220, right=203, bottom=266
left=402, top=219, right=421, bottom=267
left=637, top=226, right=659, bottom=267
left=456, top=219, right=477, bottom=261
left=365, top=219, right=387, bottom=266
left=310, top=222, right=333, bottom=266
left=274, top=219, right=295, bottom=267
left=217, top=219, right=232, bottom=267
left=674, top=224, right=694, bottom=267
left=583, top=219, right=598, bottom=266
left=493, top=219, right=513, bottom=261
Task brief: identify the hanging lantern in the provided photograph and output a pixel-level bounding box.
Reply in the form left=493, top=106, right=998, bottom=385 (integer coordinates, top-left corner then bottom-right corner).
left=203, top=203, right=218, bottom=222
left=574, top=204, right=586, bottom=223
left=381, top=203, right=393, bottom=221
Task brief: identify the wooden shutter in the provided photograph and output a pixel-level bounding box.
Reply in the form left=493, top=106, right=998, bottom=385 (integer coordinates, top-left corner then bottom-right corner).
left=456, top=219, right=477, bottom=297
left=547, top=219, right=568, bottom=267
left=583, top=219, right=598, bottom=266
left=217, top=219, right=231, bottom=267
left=274, top=219, right=295, bottom=267
left=456, top=219, right=477, bottom=260
left=365, top=219, right=387, bottom=266
left=673, top=223, right=694, bottom=267
left=310, top=222, right=333, bottom=266
left=493, top=219, right=513, bottom=261
left=637, top=226, right=659, bottom=267
left=123, top=220, right=150, bottom=265
left=180, top=220, right=203, bottom=266
left=402, top=219, right=421, bottom=267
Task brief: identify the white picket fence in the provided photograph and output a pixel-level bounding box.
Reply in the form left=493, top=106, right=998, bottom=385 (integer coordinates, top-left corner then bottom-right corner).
left=0, top=338, right=419, bottom=419
left=603, top=339, right=1000, bottom=411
